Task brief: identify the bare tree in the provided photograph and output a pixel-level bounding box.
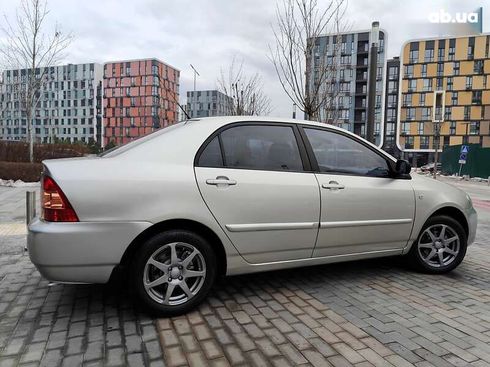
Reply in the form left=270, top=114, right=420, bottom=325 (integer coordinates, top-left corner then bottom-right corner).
left=0, top=0, right=72, bottom=162
left=217, top=57, right=272, bottom=116
left=269, top=0, right=349, bottom=121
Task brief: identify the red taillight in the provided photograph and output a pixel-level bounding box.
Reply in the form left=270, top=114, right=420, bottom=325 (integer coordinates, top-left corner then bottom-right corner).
left=42, top=175, right=79, bottom=222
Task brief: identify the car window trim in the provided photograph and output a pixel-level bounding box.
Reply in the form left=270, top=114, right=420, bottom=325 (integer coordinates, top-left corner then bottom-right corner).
left=194, top=121, right=313, bottom=173
left=299, top=125, right=399, bottom=179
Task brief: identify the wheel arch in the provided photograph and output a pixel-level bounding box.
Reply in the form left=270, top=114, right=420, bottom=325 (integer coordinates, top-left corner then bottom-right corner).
left=118, top=219, right=227, bottom=279
left=429, top=206, right=469, bottom=239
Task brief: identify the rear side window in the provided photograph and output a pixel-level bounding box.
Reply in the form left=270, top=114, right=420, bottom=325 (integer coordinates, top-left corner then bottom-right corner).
left=198, top=136, right=223, bottom=167
left=220, top=125, right=303, bottom=171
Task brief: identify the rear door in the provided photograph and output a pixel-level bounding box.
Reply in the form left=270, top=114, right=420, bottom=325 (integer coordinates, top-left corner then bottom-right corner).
left=301, top=126, right=415, bottom=258
left=194, top=123, right=320, bottom=264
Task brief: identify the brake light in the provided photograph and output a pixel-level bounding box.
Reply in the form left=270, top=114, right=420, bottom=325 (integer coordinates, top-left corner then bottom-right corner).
left=42, top=175, right=79, bottom=222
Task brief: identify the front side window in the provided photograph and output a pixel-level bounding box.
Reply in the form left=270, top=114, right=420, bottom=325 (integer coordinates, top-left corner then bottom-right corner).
left=304, top=128, right=390, bottom=177
left=219, top=125, right=303, bottom=171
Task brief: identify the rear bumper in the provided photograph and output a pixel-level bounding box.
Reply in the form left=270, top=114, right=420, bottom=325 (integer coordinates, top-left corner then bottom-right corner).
left=27, top=218, right=152, bottom=283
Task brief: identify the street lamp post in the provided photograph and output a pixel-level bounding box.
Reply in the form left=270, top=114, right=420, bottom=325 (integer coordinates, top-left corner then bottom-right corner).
left=190, top=64, right=200, bottom=118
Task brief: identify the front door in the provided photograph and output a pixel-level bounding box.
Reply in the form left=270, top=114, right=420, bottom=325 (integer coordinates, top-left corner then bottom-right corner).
left=194, top=123, right=320, bottom=264
left=301, top=127, right=415, bottom=257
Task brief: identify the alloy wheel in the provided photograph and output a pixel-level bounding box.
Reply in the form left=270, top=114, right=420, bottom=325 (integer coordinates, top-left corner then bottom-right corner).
left=417, top=224, right=460, bottom=268
left=143, top=242, right=206, bottom=305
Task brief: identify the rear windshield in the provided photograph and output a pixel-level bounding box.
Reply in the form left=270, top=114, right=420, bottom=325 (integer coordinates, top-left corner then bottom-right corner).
left=100, top=122, right=184, bottom=158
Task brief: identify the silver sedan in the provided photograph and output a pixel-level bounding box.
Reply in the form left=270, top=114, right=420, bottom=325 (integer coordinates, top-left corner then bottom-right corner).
left=28, top=117, right=477, bottom=315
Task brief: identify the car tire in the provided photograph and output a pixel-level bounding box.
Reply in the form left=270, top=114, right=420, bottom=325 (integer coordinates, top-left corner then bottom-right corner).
left=407, top=215, right=467, bottom=274
left=130, top=230, right=217, bottom=316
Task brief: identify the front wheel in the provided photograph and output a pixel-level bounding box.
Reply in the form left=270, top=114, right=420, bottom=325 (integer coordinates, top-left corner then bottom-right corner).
left=407, top=215, right=467, bottom=274
left=130, top=230, right=217, bottom=316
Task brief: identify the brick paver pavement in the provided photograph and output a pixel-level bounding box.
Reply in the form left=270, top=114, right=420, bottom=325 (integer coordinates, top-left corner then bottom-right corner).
left=1, top=185, right=490, bottom=366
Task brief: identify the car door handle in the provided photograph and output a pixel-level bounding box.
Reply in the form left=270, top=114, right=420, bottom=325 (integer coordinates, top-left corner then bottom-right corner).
left=206, top=176, right=237, bottom=186
left=322, top=181, right=345, bottom=190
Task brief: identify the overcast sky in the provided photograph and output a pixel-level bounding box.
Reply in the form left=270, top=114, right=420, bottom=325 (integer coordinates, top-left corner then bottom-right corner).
left=0, top=0, right=487, bottom=117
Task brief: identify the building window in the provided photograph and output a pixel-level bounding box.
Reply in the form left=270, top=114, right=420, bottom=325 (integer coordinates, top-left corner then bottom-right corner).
left=438, top=48, right=445, bottom=61
left=474, top=60, right=484, bottom=74
left=405, top=136, right=414, bottom=149
left=403, top=94, right=412, bottom=106
left=444, top=106, right=452, bottom=120
left=422, top=107, right=431, bottom=121
left=421, top=64, right=427, bottom=77
left=472, top=90, right=482, bottom=104
left=406, top=108, right=416, bottom=120
left=420, top=136, right=429, bottom=149
left=446, top=77, right=453, bottom=91
left=388, top=81, right=398, bottom=93
left=464, top=106, right=470, bottom=120
left=424, top=48, right=434, bottom=62
left=418, top=122, right=424, bottom=135
left=451, top=92, right=458, bottom=105
left=450, top=121, right=456, bottom=134
left=453, top=61, right=460, bottom=75
left=401, top=122, right=411, bottom=134
left=436, top=63, right=444, bottom=77
left=436, top=77, right=443, bottom=90
left=448, top=46, right=455, bottom=60
left=404, top=65, right=414, bottom=78
left=466, top=76, right=473, bottom=89
left=468, top=44, right=474, bottom=59
left=409, top=49, right=419, bottom=63
left=388, top=66, right=398, bottom=79
left=408, top=79, right=416, bottom=92
left=419, top=93, right=426, bottom=106
left=422, top=78, right=432, bottom=92
left=470, top=121, right=480, bottom=135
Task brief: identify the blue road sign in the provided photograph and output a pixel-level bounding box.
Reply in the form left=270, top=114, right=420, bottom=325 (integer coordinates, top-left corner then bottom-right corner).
left=461, top=145, right=469, bottom=154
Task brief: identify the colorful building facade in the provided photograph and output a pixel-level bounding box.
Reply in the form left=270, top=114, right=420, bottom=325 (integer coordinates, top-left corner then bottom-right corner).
left=398, top=34, right=490, bottom=163
left=103, top=58, right=180, bottom=146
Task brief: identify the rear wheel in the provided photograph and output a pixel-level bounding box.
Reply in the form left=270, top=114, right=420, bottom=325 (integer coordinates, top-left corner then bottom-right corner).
left=130, top=230, right=216, bottom=316
left=408, top=215, right=467, bottom=274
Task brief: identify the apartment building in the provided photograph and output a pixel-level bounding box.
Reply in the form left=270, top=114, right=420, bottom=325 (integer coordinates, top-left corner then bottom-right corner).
left=382, top=57, right=400, bottom=156
left=307, top=26, right=386, bottom=145
left=186, top=90, right=233, bottom=118
left=398, top=34, right=490, bottom=164
left=103, top=58, right=180, bottom=146
left=0, top=63, right=103, bottom=143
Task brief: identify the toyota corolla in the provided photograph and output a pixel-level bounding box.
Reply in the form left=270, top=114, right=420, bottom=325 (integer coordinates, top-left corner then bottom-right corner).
left=28, top=116, right=477, bottom=315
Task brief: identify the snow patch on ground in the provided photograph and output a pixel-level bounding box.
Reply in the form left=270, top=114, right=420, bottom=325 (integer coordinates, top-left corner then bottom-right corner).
left=0, top=179, right=39, bottom=187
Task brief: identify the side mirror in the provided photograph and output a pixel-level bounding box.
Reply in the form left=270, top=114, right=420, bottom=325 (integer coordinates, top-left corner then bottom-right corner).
left=395, top=159, right=411, bottom=175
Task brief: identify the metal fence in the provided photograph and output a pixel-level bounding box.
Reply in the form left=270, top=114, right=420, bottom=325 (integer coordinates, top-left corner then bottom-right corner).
left=441, top=144, right=490, bottom=178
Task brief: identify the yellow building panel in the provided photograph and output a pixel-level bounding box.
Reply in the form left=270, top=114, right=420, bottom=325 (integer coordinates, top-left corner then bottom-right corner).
left=452, top=106, right=464, bottom=120
left=440, top=123, right=450, bottom=135
left=402, top=44, right=410, bottom=64
left=450, top=136, right=463, bottom=145
left=473, top=75, right=484, bottom=90
left=427, top=63, right=437, bottom=77
left=455, top=38, right=468, bottom=60
left=483, top=90, right=490, bottom=104
left=485, top=60, right=490, bottom=74
left=416, top=79, right=424, bottom=90
left=426, top=92, right=434, bottom=107
left=481, top=120, right=490, bottom=135
left=413, top=64, right=422, bottom=78
left=483, top=136, right=490, bottom=148
left=460, top=61, right=473, bottom=75
left=468, top=136, right=480, bottom=144
left=401, top=79, right=409, bottom=92
left=410, top=123, right=418, bottom=135
left=475, top=36, right=487, bottom=59
left=453, top=76, right=466, bottom=90
left=445, top=91, right=452, bottom=106
left=456, top=122, right=471, bottom=135
left=444, top=62, right=453, bottom=76
left=412, top=93, right=420, bottom=106
left=459, top=91, right=472, bottom=105
left=414, top=136, right=420, bottom=150
left=471, top=106, right=482, bottom=120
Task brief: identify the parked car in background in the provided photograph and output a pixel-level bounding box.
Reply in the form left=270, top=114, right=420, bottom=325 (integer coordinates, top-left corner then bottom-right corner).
left=420, top=162, right=442, bottom=173
left=28, top=117, right=477, bottom=315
